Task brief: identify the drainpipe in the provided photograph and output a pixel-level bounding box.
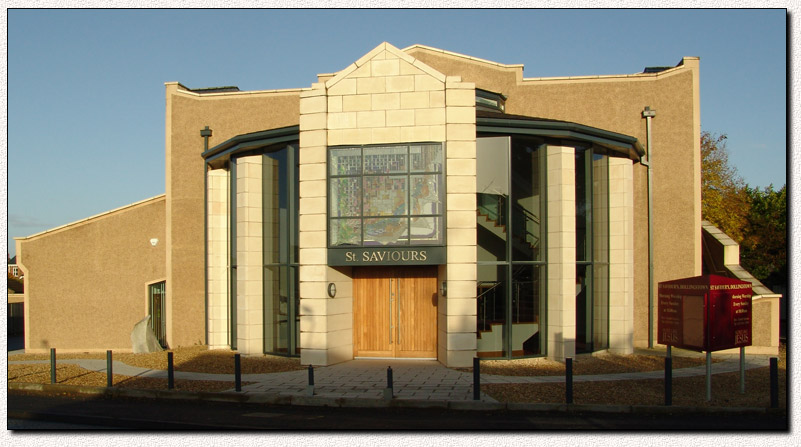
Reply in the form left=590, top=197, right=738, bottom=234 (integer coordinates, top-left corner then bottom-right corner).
left=642, top=107, right=656, bottom=348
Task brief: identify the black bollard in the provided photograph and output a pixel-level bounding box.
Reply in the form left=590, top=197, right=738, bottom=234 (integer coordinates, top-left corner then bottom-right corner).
left=565, top=357, right=573, bottom=404
left=664, top=356, right=672, bottom=406
left=167, top=351, right=174, bottom=390
left=50, top=348, right=56, bottom=384
left=473, top=357, right=480, bottom=401
left=235, top=354, right=242, bottom=392
left=107, top=350, right=113, bottom=388
left=384, top=366, right=394, bottom=400
left=306, top=364, right=315, bottom=396
left=770, top=357, right=778, bottom=408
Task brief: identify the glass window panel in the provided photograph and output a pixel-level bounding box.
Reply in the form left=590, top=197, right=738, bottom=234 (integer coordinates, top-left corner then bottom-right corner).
left=592, top=152, right=609, bottom=350
left=576, top=148, right=591, bottom=262
left=511, top=138, right=545, bottom=261
left=263, top=149, right=287, bottom=265
left=363, top=176, right=407, bottom=216
left=363, top=146, right=407, bottom=174
left=410, top=175, right=441, bottom=215
left=363, top=217, right=408, bottom=246
left=330, top=219, right=361, bottom=246
left=477, top=137, right=510, bottom=262
left=409, top=216, right=442, bottom=245
left=410, top=144, right=442, bottom=172
left=329, top=178, right=361, bottom=217
left=263, top=266, right=286, bottom=354
left=329, top=147, right=361, bottom=176
left=477, top=264, right=508, bottom=358
left=511, top=265, right=543, bottom=356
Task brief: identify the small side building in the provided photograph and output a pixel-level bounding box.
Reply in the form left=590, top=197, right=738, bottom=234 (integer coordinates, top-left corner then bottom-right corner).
left=15, top=195, right=166, bottom=352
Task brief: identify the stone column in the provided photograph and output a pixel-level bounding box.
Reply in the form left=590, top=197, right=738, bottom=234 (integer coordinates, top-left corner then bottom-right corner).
left=298, top=83, right=334, bottom=365
left=546, top=145, right=576, bottom=362
left=442, top=76, right=477, bottom=367
left=206, top=168, right=229, bottom=349
left=235, top=155, right=263, bottom=354
left=608, top=157, right=634, bottom=354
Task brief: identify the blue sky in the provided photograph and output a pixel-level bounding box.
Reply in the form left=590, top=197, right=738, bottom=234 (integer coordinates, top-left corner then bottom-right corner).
left=5, top=9, right=788, bottom=257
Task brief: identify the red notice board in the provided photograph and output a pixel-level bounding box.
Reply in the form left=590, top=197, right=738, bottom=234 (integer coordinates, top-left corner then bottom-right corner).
left=657, top=275, right=752, bottom=352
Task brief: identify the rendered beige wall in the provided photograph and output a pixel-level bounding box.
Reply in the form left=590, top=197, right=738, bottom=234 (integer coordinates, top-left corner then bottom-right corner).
left=406, top=47, right=701, bottom=349
left=165, top=84, right=300, bottom=348
left=16, top=196, right=166, bottom=352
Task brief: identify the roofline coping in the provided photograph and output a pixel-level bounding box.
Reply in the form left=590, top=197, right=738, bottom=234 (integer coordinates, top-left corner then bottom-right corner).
left=166, top=81, right=303, bottom=97
left=15, top=194, right=166, bottom=241
left=402, top=44, right=525, bottom=70
left=522, top=57, right=696, bottom=82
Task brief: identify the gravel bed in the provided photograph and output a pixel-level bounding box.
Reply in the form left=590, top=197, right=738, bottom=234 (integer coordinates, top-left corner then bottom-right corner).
left=8, top=345, right=304, bottom=374
left=8, top=363, right=247, bottom=392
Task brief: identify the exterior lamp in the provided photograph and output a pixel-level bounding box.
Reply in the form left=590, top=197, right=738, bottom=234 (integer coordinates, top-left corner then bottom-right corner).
left=327, top=282, right=337, bottom=298
left=440, top=281, right=447, bottom=297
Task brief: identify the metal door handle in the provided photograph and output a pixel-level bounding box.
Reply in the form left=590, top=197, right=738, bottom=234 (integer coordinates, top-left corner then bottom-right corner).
left=389, top=278, right=393, bottom=344
left=397, top=277, right=401, bottom=345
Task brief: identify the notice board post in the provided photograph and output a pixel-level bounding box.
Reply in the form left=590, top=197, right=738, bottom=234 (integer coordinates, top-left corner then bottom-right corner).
left=658, top=275, right=752, bottom=401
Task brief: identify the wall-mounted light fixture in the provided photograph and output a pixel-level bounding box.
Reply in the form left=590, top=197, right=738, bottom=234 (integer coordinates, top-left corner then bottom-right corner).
left=327, top=282, right=337, bottom=298
left=440, top=281, right=447, bottom=297
left=150, top=238, right=159, bottom=247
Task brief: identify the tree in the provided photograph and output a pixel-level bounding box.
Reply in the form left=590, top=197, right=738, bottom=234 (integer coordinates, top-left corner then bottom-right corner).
left=740, top=184, right=787, bottom=287
left=701, top=131, right=750, bottom=242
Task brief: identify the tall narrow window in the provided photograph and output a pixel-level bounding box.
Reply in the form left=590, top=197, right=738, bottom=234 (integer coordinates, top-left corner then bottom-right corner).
left=263, top=144, right=300, bottom=356
left=148, top=281, right=166, bottom=348
left=575, top=148, right=610, bottom=353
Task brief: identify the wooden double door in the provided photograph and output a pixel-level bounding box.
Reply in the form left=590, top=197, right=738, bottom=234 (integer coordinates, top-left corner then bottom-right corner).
left=353, top=266, right=438, bottom=358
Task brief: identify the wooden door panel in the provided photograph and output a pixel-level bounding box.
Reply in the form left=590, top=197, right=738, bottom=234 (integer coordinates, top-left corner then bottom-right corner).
left=353, top=268, right=393, bottom=357
left=397, top=267, right=438, bottom=358
left=353, top=266, right=438, bottom=358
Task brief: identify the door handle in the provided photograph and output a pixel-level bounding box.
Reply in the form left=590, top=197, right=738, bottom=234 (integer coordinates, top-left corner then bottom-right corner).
left=397, top=277, right=401, bottom=345
left=389, top=278, right=393, bottom=344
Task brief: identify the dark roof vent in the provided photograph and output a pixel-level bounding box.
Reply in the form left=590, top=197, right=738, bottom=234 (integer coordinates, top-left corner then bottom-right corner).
left=642, top=66, right=672, bottom=74
left=190, top=86, right=241, bottom=94
left=476, top=88, right=506, bottom=113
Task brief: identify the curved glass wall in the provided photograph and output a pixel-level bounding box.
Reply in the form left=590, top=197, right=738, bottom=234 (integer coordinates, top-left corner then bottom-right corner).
left=477, top=137, right=611, bottom=358
left=477, top=136, right=546, bottom=358
left=228, top=143, right=300, bottom=356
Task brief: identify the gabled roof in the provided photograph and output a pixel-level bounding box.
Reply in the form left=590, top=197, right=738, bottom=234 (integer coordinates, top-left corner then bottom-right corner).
left=324, top=42, right=446, bottom=91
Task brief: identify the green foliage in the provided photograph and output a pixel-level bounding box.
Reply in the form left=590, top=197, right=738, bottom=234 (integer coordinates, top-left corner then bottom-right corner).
left=701, top=132, right=750, bottom=242
left=740, top=185, right=787, bottom=286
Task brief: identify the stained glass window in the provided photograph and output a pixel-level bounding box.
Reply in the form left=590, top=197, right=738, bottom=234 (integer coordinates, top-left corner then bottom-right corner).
left=329, top=143, right=443, bottom=247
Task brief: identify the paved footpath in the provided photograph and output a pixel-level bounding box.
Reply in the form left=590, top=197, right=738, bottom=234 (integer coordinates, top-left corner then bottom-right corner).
left=9, top=353, right=770, bottom=403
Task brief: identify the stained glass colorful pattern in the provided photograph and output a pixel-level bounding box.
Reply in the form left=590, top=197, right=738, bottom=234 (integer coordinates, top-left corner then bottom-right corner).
left=330, top=219, right=361, bottom=246
left=363, top=176, right=407, bottom=217
left=329, top=178, right=361, bottom=217
left=328, top=144, right=443, bottom=247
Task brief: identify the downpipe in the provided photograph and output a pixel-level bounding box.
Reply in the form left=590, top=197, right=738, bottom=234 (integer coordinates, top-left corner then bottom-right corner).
left=642, top=107, right=656, bottom=348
